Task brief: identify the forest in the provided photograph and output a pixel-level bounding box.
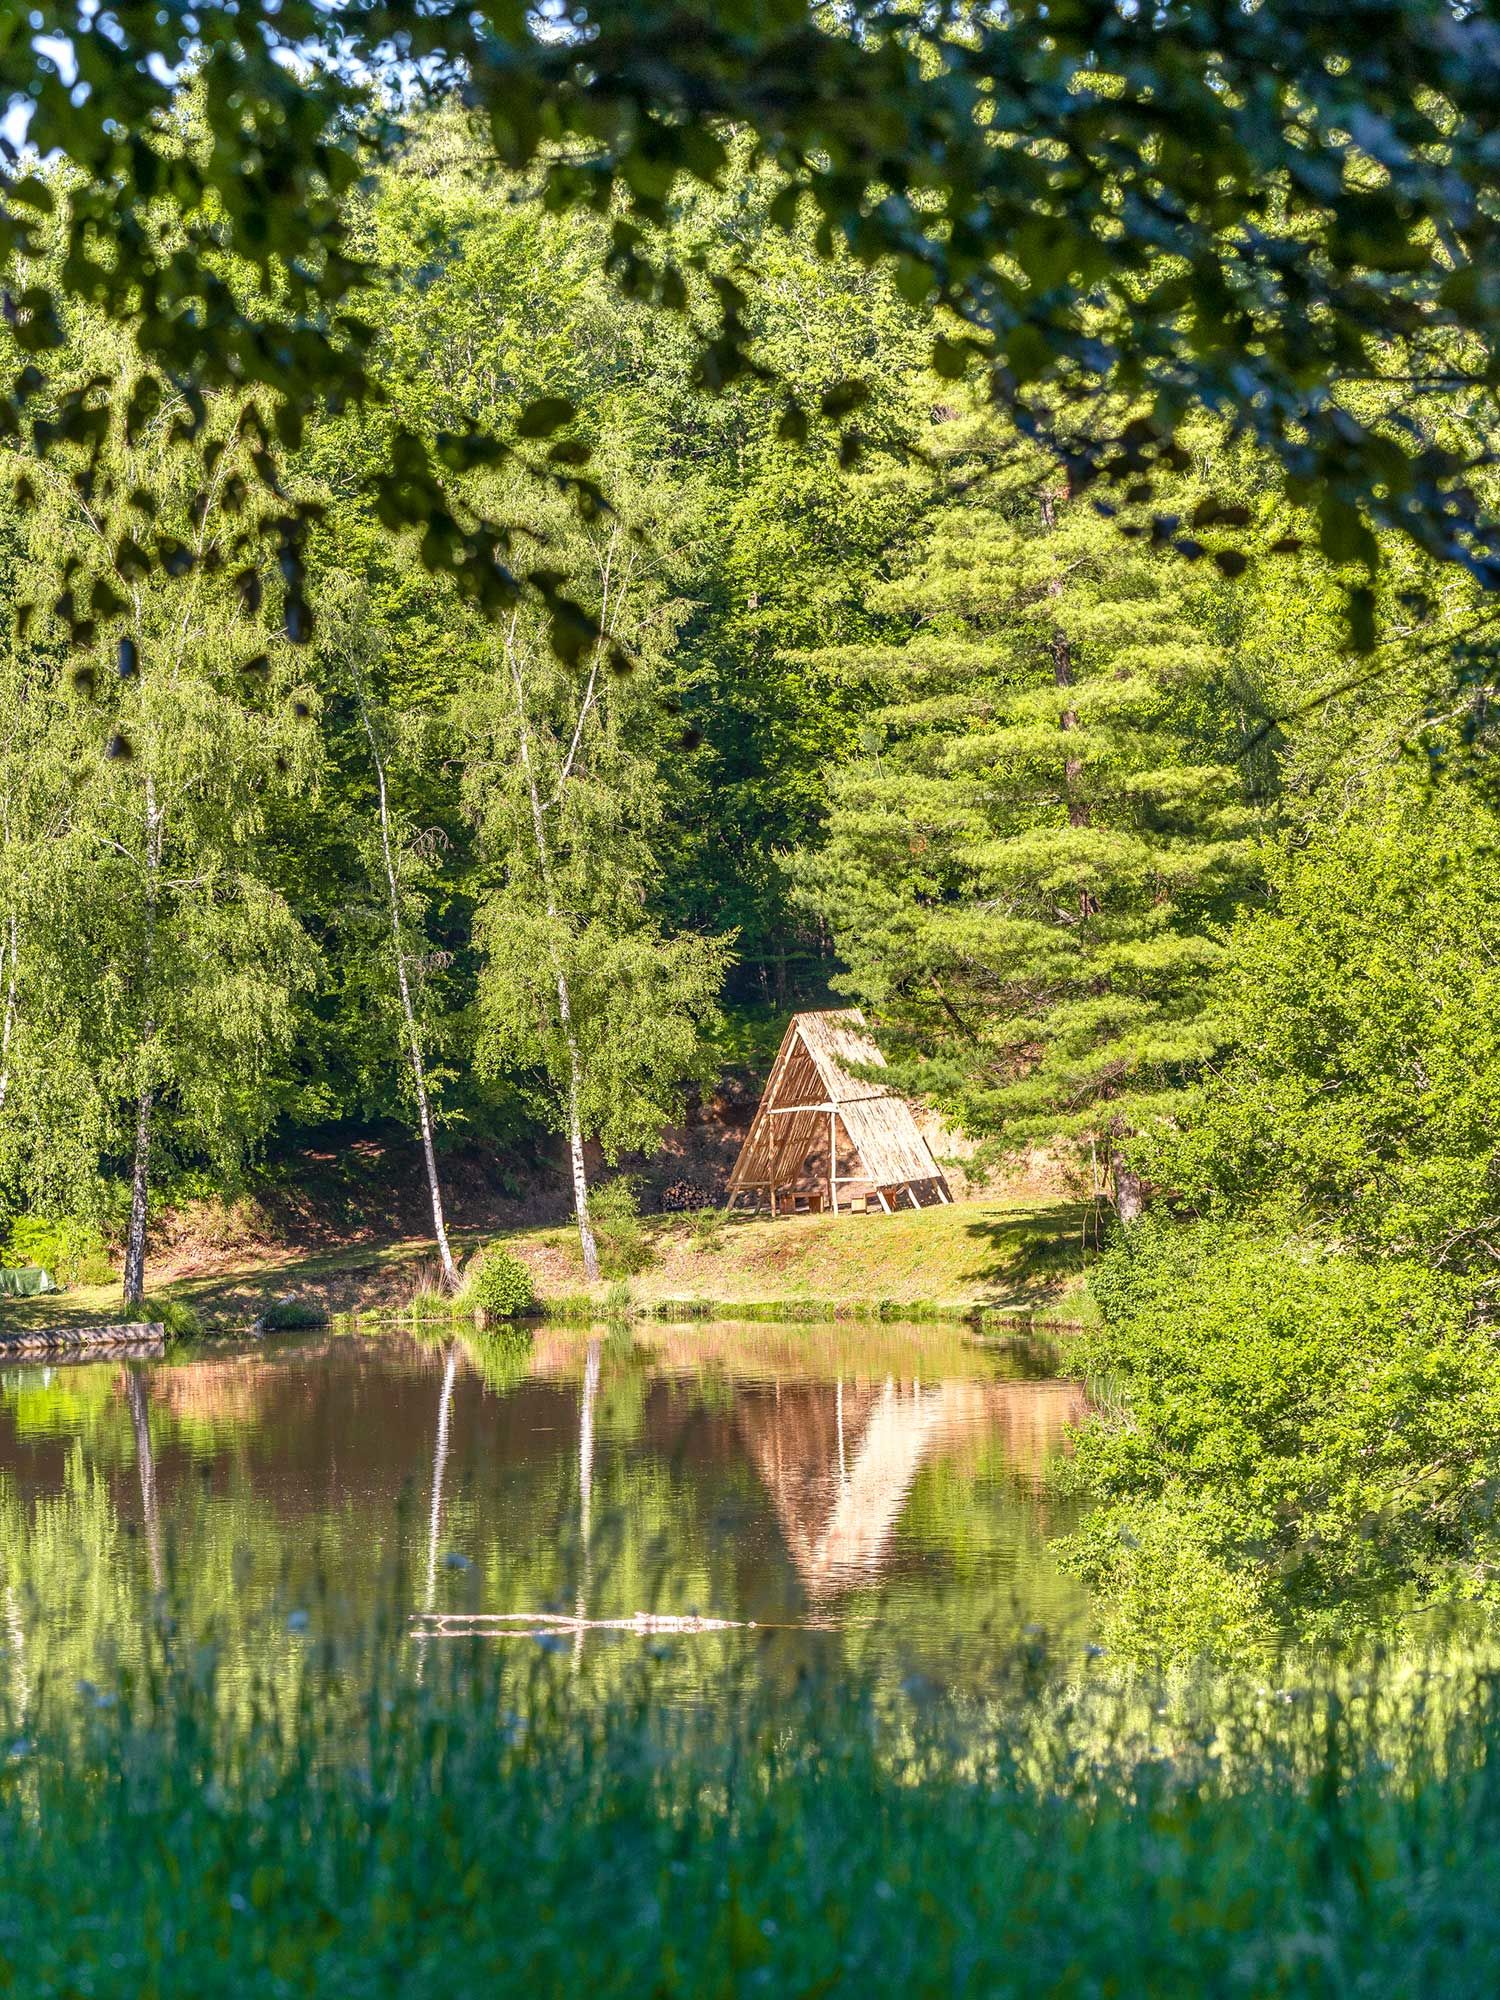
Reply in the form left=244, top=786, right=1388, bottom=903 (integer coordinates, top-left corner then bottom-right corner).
left=6, top=101, right=1500, bottom=1648
left=4, top=1, right=1500, bottom=1988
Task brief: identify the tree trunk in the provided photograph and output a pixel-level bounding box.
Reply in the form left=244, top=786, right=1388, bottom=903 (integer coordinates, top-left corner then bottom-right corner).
left=123, top=775, right=163, bottom=1310
left=122, top=1082, right=154, bottom=1307
left=505, top=624, right=600, bottom=1284
left=353, top=673, right=459, bottom=1292
left=1111, top=1145, right=1146, bottom=1225
left=562, top=1041, right=601, bottom=1283
left=124, top=1365, right=163, bottom=1594
left=0, top=910, right=18, bottom=1117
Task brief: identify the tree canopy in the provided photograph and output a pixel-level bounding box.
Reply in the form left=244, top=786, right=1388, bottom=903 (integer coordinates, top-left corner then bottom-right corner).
left=7, top=1, right=1500, bottom=655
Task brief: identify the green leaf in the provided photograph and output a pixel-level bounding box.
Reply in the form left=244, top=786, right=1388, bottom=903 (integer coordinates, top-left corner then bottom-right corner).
left=515, top=396, right=577, bottom=439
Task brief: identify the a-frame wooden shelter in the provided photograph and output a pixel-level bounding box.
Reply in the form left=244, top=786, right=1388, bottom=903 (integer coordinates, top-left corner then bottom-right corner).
left=725, top=1009, right=952, bottom=1216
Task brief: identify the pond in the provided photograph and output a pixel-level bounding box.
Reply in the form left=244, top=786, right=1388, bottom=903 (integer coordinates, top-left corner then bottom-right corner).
left=0, top=1322, right=1093, bottom=1703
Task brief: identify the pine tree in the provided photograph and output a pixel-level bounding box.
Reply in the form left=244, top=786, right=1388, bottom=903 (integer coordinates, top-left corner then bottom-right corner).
left=803, top=421, right=1263, bottom=1212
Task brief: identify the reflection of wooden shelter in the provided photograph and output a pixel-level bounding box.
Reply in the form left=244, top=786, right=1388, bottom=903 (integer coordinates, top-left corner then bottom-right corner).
left=736, top=1377, right=1087, bottom=1599
left=725, top=1009, right=951, bottom=1216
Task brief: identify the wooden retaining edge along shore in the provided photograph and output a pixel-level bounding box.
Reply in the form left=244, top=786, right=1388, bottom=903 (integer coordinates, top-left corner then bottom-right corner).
left=0, top=1323, right=166, bottom=1358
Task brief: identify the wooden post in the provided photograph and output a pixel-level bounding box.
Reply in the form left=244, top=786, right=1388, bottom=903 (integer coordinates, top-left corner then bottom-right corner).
left=828, top=1108, right=838, bottom=1214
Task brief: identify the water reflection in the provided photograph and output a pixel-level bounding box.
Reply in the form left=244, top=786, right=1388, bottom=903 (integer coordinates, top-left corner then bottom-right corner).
left=0, top=1324, right=1092, bottom=1699
left=738, top=1374, right=1082, bottom=1601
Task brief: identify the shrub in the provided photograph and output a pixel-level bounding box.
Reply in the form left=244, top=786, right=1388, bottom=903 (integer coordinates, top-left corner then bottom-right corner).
left=460, top=1249, right=536, bottom=1320
left=588, top=1178, right=653, bottom=1278
left=124, top=1295, right=203, bottom=1340
left=255, top=1297, right=329, bottom=1333
left=1067, top=1221, right=1496, bottom=1656
left=2, top=1215, right=112, bottom=1287
left=688, top=1205, right=725, bottom=1254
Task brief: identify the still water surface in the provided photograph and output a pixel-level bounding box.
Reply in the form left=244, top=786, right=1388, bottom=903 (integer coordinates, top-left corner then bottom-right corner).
left=0, top=1323, right=1092, bottom=1699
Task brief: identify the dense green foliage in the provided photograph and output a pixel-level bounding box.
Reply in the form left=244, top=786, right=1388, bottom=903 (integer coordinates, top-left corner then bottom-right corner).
left=11, top=1, right=1500, bottom=657
left=11, top=22, right=1500, bottom=1993
left=1070, top=1224, right=1499, bottom=1659
left=1142, top=786, right=1500, bottom=1281
left=2, top=37, right=1500, bottom=1662
left=1063, top=773, right=1500, bottom=1654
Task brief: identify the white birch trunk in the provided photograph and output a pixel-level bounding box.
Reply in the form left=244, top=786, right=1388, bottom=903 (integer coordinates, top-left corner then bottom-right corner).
left=353, top=676, right=459, bottom=1292
left=504, top=629, right=600, bottom=1284
left=122, top=775, right=162, bottom=1309
left=0, top=911, right=18, bottom=1118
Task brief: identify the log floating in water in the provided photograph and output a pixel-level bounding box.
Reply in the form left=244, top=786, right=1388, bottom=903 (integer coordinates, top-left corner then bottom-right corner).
left=410, top=1610, right=854, bottom=1637
left=412, top=1610, right=753, bottom=1635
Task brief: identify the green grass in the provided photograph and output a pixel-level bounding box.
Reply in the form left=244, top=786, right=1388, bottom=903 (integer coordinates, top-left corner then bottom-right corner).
left=615, top=1196, right=1095, bottom=1321
left=6, top=1612, right=1500, bottom=1995
left=0, top=1234, right=480, bottom=1334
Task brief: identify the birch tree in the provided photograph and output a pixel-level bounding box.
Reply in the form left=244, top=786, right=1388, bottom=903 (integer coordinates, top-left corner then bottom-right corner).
left=3, top=361, right=319, bottom=1304
left=0, top=633, right=109, bottom=1222
left=321, top=597, right=464, bottom=1291
left=459, top=514, right=729, bottom=1282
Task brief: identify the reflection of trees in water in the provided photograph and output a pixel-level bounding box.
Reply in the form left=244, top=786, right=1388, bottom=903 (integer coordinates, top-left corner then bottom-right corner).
left=147, top=1358, right=271, bottom=1432
left=422, top=1347, right=460, bottom=1620
left=0, top=1334, right=1090, bottom=1710
left=574, top=1338, right=601, bottom=1673
left=737, top=1377, right=1086, bottom=1600
left=124, top=1366, right=163, bottom=1595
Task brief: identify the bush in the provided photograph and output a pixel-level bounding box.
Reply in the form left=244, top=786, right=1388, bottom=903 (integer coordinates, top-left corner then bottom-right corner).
left=587, top=1178, right=653, bottom=1278
left=255, top=1297, right=329, bottom=1333
left=1067, top=1221, right=1496, bottom=1656
left=124, top=1295, right=203, bottom=1340
left=2, top=1215, right=113, bottom=1287
left=460, top=1248, right=536, bottom=1320
left=688, top=1205, right=725, bottom=1254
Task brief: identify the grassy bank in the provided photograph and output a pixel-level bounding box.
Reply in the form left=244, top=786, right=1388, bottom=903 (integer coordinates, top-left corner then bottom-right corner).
left=5, top=1621, right=1500, bottom=1995
left=0, top=1195, right=1094, bottom=1332
left=514, top=1196, right=1094, bottom=1323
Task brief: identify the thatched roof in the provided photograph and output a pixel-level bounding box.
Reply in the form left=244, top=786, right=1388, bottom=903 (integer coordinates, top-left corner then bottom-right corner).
left=726, top=1008, right=950, bottom=1203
